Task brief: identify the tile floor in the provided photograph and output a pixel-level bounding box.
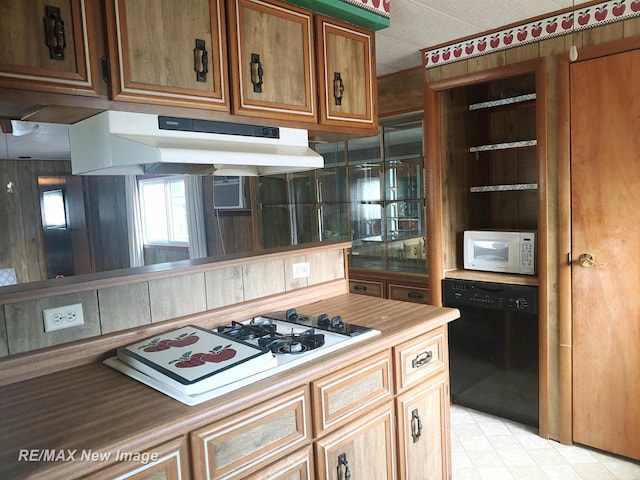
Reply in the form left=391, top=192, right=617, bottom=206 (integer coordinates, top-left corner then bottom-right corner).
left=450, top=404, right=640, bottom=480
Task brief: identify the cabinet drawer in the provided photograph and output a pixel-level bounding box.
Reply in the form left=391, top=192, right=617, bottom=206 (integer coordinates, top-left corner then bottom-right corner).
left=349, top=279, right=384, bottom=297
left=311, top=351, right=392, bottom=437
left=249, top=444, right=313, bottom=480
left=190, top=386, right=311, bottom=480
left=394, top=328, right=446, bottom=393
left=388, top=284, right=430, bottom=304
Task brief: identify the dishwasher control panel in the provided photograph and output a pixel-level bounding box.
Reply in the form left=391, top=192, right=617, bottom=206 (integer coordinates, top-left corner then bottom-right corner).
left=442, top=279, right=538, bottom=314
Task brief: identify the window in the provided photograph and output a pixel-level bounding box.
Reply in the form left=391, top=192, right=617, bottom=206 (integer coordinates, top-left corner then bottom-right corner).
left=42, top=189, right=67, bottom=229
left=138, top=177, right=188, bottom=245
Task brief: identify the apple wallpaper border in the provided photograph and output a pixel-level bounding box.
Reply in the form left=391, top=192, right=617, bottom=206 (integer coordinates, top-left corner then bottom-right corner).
left=423, top=0, right=640, bottom=68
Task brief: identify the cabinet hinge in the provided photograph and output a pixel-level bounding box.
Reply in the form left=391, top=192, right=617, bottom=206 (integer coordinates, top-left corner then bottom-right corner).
left=101, top=56, right=111, bottom=84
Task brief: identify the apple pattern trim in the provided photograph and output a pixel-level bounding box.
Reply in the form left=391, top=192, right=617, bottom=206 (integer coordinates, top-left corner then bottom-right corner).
left=341, top=0, right=390, bottom=18
left=424, top=0, right=640, bottom=68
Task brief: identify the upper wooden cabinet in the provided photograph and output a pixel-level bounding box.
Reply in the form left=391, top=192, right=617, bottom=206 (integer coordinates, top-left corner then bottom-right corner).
left=104, top=0, right=229, bottom=110
left=0, top=0, right=100, bottom=96
left=316, top=16, right=377, bottom=130
left=227, top=0, right=316, bottom=123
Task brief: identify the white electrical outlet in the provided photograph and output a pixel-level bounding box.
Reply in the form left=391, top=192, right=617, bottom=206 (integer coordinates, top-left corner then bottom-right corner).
left=292, top=262, right=311, bottom=279
left=43, top=303, right=84, bottom=332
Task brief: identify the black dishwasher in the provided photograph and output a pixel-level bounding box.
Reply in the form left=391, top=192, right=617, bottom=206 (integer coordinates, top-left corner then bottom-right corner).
left=443, top=279, right=539, bottom=427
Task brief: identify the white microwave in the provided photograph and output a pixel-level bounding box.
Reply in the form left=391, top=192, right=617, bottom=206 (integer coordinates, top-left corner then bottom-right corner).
left=463, top=230, right=535, bottom=275
left=213, top=176, right=246, bottom=209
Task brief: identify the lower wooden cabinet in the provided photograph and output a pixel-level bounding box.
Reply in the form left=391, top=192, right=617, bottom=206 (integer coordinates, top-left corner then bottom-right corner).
left=190, top=386, right=311, bottom=480
left=315, top=404, right=396, bottom=480
left=349, top=272, right=430, bottom=304
left=83, top=436, right=190, bottom=480
left=396, top=374, right=450, bottom=480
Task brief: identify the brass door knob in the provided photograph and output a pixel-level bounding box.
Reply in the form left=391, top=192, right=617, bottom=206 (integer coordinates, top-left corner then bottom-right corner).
left=578, top=253, right=598, bottom=267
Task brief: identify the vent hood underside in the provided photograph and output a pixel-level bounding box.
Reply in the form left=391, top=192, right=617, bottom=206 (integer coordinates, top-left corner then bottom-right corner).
left=68, top=111, right=324, bottom=176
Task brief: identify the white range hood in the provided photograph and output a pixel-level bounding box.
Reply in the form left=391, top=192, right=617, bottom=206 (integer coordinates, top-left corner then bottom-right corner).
left=68, top=111, right=323, bottom=176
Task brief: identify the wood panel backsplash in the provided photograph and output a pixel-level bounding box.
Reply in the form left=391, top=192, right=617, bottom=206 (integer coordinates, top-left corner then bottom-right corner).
left=0, top=245, right=348, bottom=356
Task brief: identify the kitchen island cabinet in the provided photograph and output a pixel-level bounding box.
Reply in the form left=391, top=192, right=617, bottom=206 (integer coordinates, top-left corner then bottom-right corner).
left=0, top=294, right=459, bottom=480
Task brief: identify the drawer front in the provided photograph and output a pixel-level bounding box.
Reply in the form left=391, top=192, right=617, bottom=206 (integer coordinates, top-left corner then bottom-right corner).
left=190, top=386, right=310, bottom=480
left=388, top=284, right=430, bottom=304
left=312, top=351, right=392, bottom=437
left=394, top=328, right=446, bottom=393
left=248, top=444, right=313, bottom=480
left=349, top=279, right=384, bottom=297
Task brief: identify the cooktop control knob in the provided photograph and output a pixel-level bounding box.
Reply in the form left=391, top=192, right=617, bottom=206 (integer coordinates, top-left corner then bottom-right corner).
left=285, top=308, right=298, bottom=320
left=317, top=313, right=330, bottom=326
left=331, top=316, right=344, bottom=329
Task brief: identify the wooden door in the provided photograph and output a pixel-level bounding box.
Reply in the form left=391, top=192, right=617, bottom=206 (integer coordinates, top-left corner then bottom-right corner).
left=228, top=0, right=315, bottom=122
left=315, top=404, right=395, bottom=480
left=396, top=375, right=449, bottom=480
left=105, top=0, right=228, bottom=110
left=571, top=48, right=640, bottom=460
left=0, top=0, right=97, bottom=94
left=316, top=17, right=376, bottom=130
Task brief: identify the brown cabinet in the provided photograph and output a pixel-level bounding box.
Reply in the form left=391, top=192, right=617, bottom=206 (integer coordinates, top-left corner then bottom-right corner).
left=84, top=436, right=191, bottom=480
left=0, top=0, right=100, bottom=96
left=190, top=386, right=311, bottom=480
left=350, top=272, right=430, bottom=305
left=396, top=375, right=449, bottom=480
left=227, top=0, right=315, bottom=122
left=104, top=0, right=229, bottom=110
left=250, top=445, right=314, bottom=480
left=394, top=327, right=450, bottom=480
left=315, top=404, right=396, bottom=480
left=316, top=16, right=377, bottom=130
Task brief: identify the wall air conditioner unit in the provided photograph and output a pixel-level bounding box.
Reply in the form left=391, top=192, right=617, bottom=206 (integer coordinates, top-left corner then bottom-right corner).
left=213, top=176, right=247, bottom=209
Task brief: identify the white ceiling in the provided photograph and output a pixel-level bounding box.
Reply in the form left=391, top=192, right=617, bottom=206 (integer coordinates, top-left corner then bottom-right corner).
left=375, top=0, right=591, bottom=75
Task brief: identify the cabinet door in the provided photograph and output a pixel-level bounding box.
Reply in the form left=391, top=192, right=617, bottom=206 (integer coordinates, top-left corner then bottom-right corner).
left=83, top=436, right=190, bottom=480
left=104, top=0, right=229, bottom=110
left=0, top=0, right=98, bottom=95
left=228, top=0, right=315, bottom=122
left=316, top=16, right=376, bottom=129
left=190, top=386, right=311, bottom=480
left=396, top=375, right=450, bottom=480
left=315, top=404, right=395, bottom=480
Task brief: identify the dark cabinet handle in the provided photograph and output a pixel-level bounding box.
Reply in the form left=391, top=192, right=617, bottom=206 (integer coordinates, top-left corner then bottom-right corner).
left=354, top=284, right=367, bottom=292
left=337, top=453, right=351, bottom=480
left=333, top=72, right=344, bottom=105
left=411, top=408, right=423, bottom=443
left=43, top=5, right=66, bottom=61
left=412, top=350, right=433, bottom=368
left=408, top=291, right=424, bottom=300
left=194, top=39, right=209, bottom=83
left=250, top=53, right=263, bottom=93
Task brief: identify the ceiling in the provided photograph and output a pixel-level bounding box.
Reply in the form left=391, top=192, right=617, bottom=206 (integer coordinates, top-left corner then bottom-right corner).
left=375, top=0, right=591, bottom=76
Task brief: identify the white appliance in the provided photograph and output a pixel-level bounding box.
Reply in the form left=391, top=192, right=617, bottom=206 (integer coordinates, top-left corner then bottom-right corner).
left=214, top=176, right=246, bottom=209
left=68, top=111, right=323, bottom=176
left=463, top=230, right=535, bottom=275
left=104, top=309, right=380, bottom=405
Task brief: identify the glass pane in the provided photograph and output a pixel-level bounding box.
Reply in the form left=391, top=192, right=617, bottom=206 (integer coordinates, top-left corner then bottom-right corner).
left=261, top=205, right=291, bottom=248
left=289, top=173, right=314, bottom=205
left=42, top=189, right=67, bottom=228
left=383, top=118, right=423, bottom=162
left=347, top=134, right=382, bottom=166
left=317, top=166, right=346, bottom=203
left=140, top=181, right=168, bottom=243
left=259, top=175, right=288, bottom=205
left=319, top=203, right=349, bottom=241
left=168, top=179, right=188, bottom=243
left=349, top=163, right=382, bottom=203
left=385, top=157, right=424, bottom=201
left=314, top=141, right=346, bottom=168
left=291, top=204, right=318, bottom=244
